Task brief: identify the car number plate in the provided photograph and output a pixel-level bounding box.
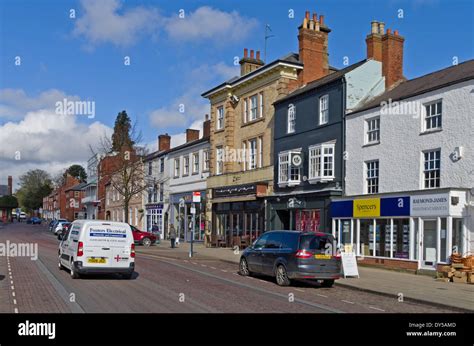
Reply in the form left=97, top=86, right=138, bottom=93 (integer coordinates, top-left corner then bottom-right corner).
left=87, top=257, right=107, bottom=264
left=314, top=254, right=331, bottom=259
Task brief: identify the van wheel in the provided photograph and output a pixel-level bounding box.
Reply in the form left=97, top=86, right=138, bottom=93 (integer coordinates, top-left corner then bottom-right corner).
left=275, top=265, right=291, bottom=286
left=58, top=255, right=64, bottom=270
left=142, top=237, right=151, bottom=247
left=70, top=261, right=80, bottom=279
left=321, top=279, right=335, bottom=288
left=239, top=258, right=250, bottom=276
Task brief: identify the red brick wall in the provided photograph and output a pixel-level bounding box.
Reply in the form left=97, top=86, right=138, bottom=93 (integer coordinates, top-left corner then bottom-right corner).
left=358, top=257, right=418, bottom=272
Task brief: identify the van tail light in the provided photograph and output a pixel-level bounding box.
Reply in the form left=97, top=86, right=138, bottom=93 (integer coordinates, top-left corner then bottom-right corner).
left=77, top=241, right=84, bottom=257
left=295, top=249, right=312, bottom=259
left=131, top=243, right=135, bottom=258
left=334, top=253, right=341, bottom=259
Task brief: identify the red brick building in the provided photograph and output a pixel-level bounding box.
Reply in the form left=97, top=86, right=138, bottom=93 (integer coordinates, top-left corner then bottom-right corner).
left=43, top=174, right=82, bottom=220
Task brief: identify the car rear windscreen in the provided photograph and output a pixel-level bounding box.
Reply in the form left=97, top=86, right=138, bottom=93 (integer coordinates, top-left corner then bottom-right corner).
left=299, top=234, right=335, bottom=254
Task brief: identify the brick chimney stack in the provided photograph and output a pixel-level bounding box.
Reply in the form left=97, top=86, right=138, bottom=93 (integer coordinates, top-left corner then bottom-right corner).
left=239, top=48, right=265, bottom=76
left=7, top=176, right=12, bottom=195
left=366, top=21, right=405, bottom=89
left=203, top=114, right=210, bottom=139
left=158, top=133, right=171, bottom=152
left=186, top=129, right=200, bottom=143
left=298, top=10, right=331, bottom=86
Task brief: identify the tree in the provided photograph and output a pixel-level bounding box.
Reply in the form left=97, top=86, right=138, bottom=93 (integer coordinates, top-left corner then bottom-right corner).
left=66, top=164, right=87, bottom=182
left=92, top=111, right=148, bottom=223
left=111, top=110, right=135, bottom=152
left=0, top=195, right=18, bottom=209
left=17, top=169, right=53, bottom=211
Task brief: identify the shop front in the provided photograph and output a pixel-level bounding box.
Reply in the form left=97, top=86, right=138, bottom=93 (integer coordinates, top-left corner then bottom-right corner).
left=145, top=203, right=166, bottom=239
left=331, top=189, right=471, bottom=271
left=267, top=192, right=338, bottom=233
left=169, top=191, right=206, bottom=243
left=212, top=183, right=266, bottom=248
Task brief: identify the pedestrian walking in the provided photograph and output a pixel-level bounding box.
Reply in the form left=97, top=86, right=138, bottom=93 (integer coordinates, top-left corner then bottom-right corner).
left=169, top=224, right=177, bottom=248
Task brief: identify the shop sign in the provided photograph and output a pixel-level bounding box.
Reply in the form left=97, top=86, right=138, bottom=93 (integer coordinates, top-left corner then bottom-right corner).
left=145, top=203, right=163, bottom=210
left=353, top=198, right=380, bottom=218
left=330, top=200, right=353, bottom=218
left=192, top=191, right=201, bottom=203
left=410, top=193, right=449, bottom=217
left=287, top=197, right=305, bottom=209
left=213, top=184, right=256, bottom=198
left=381, top=197, right=410, bottom=216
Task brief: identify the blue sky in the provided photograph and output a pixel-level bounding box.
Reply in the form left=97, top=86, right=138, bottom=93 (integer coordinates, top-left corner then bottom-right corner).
left=0, top=0, right=473, bottom=185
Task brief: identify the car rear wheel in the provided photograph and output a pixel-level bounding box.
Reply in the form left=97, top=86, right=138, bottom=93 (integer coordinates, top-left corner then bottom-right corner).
left=142, top=237, right=152, bottom=247
left=275, top=265, right=291, bottom=286
left=70, top=261, right=80, bottom=279
left=239, top=257, right=250, bottom=276
left=321, top=279, right=335, bottom=288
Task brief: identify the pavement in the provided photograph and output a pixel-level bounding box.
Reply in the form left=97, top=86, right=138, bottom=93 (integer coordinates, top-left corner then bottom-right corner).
left=138, top=239, right=474, bottom=312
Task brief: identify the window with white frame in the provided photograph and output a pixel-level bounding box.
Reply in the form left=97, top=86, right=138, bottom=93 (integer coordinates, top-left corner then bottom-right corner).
left=308, top=143, right=335, bottom=181
left=148, top=161, right=153, bottom=175
left=159, top=183, right=164, bottom=202
left=258, top=137, right=263, bottom=168
left=193, top=152, right=199, bottom=174
left=243, top=99, right=248, bottom=123
left=423, top=149, right=441, bottom=188
left=259, top=92, right=264, bottom=118
left=216, top=146, right=224, bottom=175
left=153, top=186, right=158, bottom=202
left=216, top=106, right=224, bottom=130
left=242, top=142, right=247, bottom=171
left=287, top=103, right=295, bottom=133
left=424, top=100, right=442, bottom=131
left=174, top=158, right=180, bottom=177
left=366, top=160, right=379, bottom=194
left=319, top=94, right=329, bottom=125
left=366, top=117, right=380, bottom=144
left=160, top=158, right=164, bottom=173
left=203, top=150, right=210, bottom=172
left=249, top=139, right=257, bottom=170
left=183, top=155, right=190, bottom=175
left=278, top=151, right=301, bottom=186
left=249, top=94, right=258, bottom=121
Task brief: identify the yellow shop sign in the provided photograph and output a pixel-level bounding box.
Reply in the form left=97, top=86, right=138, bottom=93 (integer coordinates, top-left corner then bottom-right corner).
left=353, top=198, right=380, bottom=218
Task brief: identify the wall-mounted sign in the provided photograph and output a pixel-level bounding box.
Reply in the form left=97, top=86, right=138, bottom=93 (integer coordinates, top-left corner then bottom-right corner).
left=145, top=203, right=164, bottom=210
left=291, top=152, right=303, bottom=167
left=213, top=184, right=256, bottom=198
left=287, top=197, right=305, bottom=209
left=192, top=191, right=201, bottom=203
left=381, top=197, right=410, bottom=216
left=353, top=198, right=380, bottom=218
left=410, top=193, right=449, bottom=217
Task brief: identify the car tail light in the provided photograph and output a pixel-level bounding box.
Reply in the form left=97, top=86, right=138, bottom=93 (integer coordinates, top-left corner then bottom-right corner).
left=295, top=249, right=312, bottom=259
left=131, top=243, right=135, bottom=258
left=77, top=241, right=84, bottom=257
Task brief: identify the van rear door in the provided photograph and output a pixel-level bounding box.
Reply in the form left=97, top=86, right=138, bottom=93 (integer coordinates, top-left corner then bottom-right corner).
left=83, top=222, right=132, bottom=268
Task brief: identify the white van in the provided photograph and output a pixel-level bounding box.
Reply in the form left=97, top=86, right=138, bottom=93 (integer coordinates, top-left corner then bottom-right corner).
left=58, top=220, right=135, bottom=279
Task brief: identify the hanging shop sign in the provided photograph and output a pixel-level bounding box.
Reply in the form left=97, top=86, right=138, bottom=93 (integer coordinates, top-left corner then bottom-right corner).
left=410, top=193, right=449, bottom=217
left=353, top=198, right=380, bottom=218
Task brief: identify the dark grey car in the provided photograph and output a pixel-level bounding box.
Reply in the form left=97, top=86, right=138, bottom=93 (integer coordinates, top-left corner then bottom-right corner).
left=239, top=231, right=341, bottom=287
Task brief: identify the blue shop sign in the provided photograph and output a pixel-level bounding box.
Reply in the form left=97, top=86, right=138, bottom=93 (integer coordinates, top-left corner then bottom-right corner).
left=380, top=197, right=410, bottom=216
left=330, top=200, right=353, bottom=218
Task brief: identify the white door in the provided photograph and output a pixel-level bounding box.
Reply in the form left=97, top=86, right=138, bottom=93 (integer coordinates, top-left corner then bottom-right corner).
left=421, top=220, right=437, bottom=269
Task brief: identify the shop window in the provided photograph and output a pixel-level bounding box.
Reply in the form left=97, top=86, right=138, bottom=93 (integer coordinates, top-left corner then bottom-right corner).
left=376, top=219, right=390, bottom=257
left=295, top=210, right=321, bottom=232
left=440, top=218, right=447, bottom=262
left=339, top=219, right=351, bottom=246
left=359, top=219, right=372, bottom=257
left=393, top=218, right=410, bottom=259
left=452, top=218, right=463, bottom=255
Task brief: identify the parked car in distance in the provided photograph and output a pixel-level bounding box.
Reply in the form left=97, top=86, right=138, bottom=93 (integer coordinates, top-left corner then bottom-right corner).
left=239, top=231, right=341, bottom=287
left=27, top=217, right=42, bottom=224
left=50, top=219, right=67, bottom=232
left=58, top=220, right=135, bottom=279
left=53, top=221, right=70, bottom=235
left=130, top=225, right=157, bottom=247
left=19, top=212, right=27, bottom=220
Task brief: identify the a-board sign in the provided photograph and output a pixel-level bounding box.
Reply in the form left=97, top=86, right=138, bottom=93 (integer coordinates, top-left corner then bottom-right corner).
left=341, top=252, right=359, bottom=278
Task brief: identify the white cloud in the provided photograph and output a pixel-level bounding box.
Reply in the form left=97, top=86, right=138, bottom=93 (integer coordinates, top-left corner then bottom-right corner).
left=0, top=89, right=113, bottom=186
left=0, top=89, right=80, bottom=120
left=164, top=6, right=258, bottom=43
left=72, top=2, right=257, bottom=48
left=73, top=0, right=160, bottom=48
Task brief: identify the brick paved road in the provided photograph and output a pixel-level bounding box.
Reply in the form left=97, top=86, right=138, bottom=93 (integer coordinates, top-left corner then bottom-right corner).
left=0, top=222, right=460, bottom=313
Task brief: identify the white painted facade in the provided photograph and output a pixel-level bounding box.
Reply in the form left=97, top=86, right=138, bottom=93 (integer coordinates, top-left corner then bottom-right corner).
left=341, top=79, right=474, bottom=269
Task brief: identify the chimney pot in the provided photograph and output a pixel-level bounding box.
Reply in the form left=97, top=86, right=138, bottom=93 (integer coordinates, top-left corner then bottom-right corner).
left=250, top=49, right=254, bottom=59
left=371, top=21, right=378, bottom=34
left=313, top=13, right=317, bottom=22
left=378, top=22, right=385, bottom=35
left=309, top=19, right=315, bottom=30
left=305, top=11, right=310, bottom=19
left=394, top=29, right=399, bottom=36
left=244, top=48, right=248, bottom=58
left=319, top=15, right=324, bottom=25
left=256, top=51, right=261, bottom=60
left=386, top=28, right=391, bottom=35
